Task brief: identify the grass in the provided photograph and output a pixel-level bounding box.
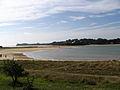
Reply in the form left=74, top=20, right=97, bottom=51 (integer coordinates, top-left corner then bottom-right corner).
left=0, top=60, right=120, bottom=90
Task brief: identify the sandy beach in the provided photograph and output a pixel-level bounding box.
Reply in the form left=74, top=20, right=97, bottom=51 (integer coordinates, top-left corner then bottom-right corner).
left=0, top=46, right=79, bottom=60
left=0, top=44, right=119, bottom=61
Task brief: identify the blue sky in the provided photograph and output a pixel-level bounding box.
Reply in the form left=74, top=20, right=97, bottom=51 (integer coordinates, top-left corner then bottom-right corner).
left=0, top=0, right=120, bottom=46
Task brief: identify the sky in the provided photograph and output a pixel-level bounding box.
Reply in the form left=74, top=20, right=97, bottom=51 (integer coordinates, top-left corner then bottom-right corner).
left=0, top=0, right=120, bottom=46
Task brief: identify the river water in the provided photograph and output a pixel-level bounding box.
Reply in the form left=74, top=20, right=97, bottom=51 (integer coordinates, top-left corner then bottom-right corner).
left=24, top=45, right=120, bottom=61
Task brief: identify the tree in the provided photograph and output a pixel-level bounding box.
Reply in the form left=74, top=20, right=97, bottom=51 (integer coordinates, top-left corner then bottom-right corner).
left=3, top=60, right=25, bottom=87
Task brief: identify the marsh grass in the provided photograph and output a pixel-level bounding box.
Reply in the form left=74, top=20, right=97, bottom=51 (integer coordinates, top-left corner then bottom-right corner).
left=0, top=60, right=120, bottom=90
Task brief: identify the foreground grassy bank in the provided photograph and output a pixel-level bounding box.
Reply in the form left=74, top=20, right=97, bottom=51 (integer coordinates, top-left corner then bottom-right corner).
left=0, top=60, right=120, bottom=90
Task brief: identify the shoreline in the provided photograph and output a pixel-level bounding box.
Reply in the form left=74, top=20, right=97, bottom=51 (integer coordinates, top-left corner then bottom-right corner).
left=0, top=45, right=119, bottom=61
left=0, top=46, right=80, bottom=61
left=88, top=44, right=120, bottom=46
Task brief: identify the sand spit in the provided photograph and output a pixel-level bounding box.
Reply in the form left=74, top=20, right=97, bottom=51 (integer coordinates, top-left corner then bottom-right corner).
left=0, top=46, right=79, bottom=60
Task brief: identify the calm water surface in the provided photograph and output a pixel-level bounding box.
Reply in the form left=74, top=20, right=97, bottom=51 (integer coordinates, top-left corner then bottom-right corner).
left=24, top=45, right=120, bottom=61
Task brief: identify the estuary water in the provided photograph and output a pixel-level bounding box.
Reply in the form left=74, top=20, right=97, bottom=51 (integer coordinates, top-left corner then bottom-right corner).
left=24, top=45, right=120, bottom=61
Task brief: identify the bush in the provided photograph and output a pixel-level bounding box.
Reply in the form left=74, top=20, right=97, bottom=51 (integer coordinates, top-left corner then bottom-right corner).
left=23, top=76, right=35, bottom=90
left=3, top=60, right=25, bottom=87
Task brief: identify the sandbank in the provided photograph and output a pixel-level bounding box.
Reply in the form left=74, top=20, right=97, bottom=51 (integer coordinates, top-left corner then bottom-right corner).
left=0, top=46, right=79, bottom=60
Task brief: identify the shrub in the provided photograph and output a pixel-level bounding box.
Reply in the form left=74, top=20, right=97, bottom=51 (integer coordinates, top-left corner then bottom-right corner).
left=23, top=76, right=35, bottom=90
left=3, top=60, right=25, bottom=87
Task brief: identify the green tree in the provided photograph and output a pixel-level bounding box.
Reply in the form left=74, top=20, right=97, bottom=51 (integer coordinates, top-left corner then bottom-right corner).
left=3, top=60, right=25, bottom=87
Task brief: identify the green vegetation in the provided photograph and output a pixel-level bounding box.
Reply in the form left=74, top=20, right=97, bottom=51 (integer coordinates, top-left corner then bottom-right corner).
left=51, top=38, right=120, bottom=45
left=3, top=60, right=26, bottom=87
left=0, top=60, right=120, bottom=90
left=17, top=38, right=120, bottom=46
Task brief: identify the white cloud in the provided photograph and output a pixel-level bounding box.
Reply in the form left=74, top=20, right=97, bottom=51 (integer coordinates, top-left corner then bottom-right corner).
left=90, top=21, right=120, bottom=29
left=0, top=22, right=16, bottom=26
left=66, top=21, right=120, bottom=32
left=90, top=23, right=97, bottom=26
left=23, top=32, right=32, bottom=35
left=57, top=20, right=68, bottom=24
left=57, top=16, right=86, bottom=24
left=70, top=16, right=86, bottom=21
left=23, top=27, right=33, bottom=29
left=55, top=23, right=120, bottom=40
left=0, top=0, right=119, bottom=22
left=89, top=12, right=117, bottom=18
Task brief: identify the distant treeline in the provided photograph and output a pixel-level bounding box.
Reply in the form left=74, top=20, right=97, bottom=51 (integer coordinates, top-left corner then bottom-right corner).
left=16, top=43, right=50, bottom=46
left=51, top=38, right=120, bottom=45
left=16, top=38, right=120, bottom=46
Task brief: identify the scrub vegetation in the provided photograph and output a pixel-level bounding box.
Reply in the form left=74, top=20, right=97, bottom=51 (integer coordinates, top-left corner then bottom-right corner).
left=0, top=60, right=120, bottom=90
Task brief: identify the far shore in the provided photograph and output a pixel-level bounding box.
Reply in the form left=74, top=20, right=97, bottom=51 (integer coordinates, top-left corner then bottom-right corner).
left=88, top=44, right=120, bottom=46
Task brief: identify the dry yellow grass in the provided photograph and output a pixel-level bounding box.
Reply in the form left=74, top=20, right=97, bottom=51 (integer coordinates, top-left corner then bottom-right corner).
left=15, top=60, right=120, bottom=84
